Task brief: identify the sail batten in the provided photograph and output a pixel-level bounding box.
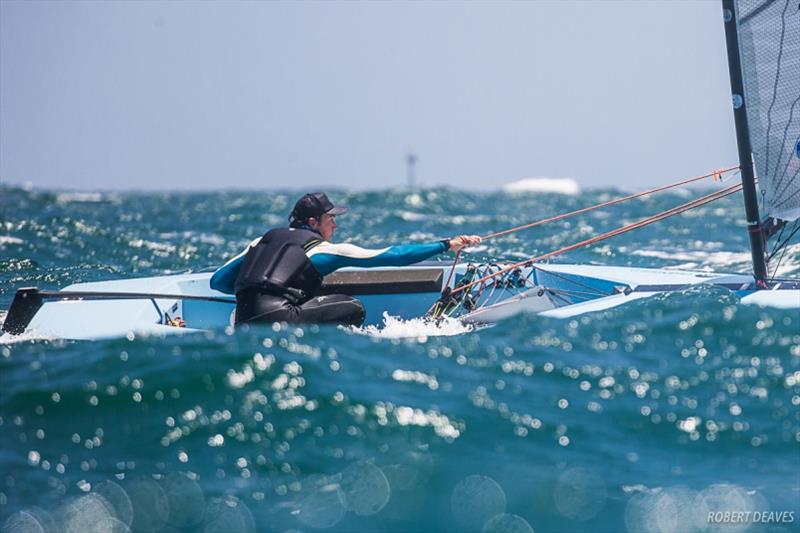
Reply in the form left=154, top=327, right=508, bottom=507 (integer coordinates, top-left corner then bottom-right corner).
left=736, top=0, right=800, bottom=221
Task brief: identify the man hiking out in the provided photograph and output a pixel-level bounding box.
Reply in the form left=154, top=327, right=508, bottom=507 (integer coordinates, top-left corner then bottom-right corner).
left=211, top=192, right=481, bottom=327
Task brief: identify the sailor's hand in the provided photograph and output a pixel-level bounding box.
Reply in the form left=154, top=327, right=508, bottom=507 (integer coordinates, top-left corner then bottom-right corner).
left=449, top=235, right=482, bottom=252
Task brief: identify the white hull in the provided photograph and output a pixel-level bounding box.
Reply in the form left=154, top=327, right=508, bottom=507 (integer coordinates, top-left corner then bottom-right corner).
left=3, top=263, right=797, bottom=341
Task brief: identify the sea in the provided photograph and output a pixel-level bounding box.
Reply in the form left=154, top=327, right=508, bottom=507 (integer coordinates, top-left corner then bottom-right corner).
left=1, top=184, right=798, bottom=533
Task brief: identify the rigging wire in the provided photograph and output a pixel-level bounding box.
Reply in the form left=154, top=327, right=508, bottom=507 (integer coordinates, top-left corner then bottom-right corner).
left=448, top=183, right=743, bottom=298
left=768, top=220, right=799, bottom=260
left=769, top=223, right=787, bottom=256
left=442, top=249, right=461, bottom=302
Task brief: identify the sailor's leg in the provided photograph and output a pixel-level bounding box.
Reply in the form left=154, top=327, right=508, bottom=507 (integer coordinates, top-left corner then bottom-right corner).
left=295, top=294, right=366, bottom=326
left=235, top=292, right=294, bottom=325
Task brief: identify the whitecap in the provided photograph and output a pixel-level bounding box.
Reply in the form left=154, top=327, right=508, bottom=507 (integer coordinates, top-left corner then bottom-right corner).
left=56, top=192, right=105, bottom=204
left=404, top=193, right=424, bottom=207
left=398, top=211, right=429, bottom=222
left=0, top=236, right=24, bottom=246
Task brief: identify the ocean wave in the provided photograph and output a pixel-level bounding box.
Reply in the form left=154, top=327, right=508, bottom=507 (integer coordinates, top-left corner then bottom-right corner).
left=1, top=187, right=798, bottom=532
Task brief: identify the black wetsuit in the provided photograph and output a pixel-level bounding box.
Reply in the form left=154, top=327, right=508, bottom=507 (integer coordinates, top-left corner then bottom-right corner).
left=233, top=228, right=365, bottom=326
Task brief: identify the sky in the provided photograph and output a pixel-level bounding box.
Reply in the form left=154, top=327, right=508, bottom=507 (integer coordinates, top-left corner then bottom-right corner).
left=0, top=0, right=739, bottom=191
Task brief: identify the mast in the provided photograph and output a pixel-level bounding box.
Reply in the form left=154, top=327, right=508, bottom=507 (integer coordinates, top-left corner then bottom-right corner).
left=721, top=0, right=769, bottom=285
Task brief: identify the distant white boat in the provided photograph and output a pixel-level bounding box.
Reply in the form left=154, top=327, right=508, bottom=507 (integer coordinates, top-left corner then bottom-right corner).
left=502, top=177, right=580, bottom=195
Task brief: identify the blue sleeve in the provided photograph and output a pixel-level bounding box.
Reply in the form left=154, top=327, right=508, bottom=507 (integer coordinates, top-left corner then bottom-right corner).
left=210, top=255, right=244, bottom=294
left=309, top=241, right=448, bottom=277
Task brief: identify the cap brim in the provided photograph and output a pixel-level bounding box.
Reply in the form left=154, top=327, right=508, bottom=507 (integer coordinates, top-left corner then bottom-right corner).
left=327, top=206, right=348, bottom=215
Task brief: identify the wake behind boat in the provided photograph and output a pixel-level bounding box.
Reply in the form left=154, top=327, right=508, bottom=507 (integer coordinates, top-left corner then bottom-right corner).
left=2, top=0, right=798, bottom=340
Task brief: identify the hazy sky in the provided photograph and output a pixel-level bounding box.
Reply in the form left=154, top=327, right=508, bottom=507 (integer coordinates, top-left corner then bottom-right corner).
left=0, top=0, right=738, bottom=191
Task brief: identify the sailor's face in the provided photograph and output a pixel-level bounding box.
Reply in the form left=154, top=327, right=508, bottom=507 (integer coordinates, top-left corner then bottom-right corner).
left=318, top=213, right=336, bottom=241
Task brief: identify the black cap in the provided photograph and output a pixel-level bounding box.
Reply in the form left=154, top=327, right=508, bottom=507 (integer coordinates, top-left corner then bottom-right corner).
left=290, top=192, right=348, bottom=222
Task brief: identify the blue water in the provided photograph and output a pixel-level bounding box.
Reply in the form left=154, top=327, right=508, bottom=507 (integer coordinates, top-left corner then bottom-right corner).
left=1, top=185, right=799, bottom=532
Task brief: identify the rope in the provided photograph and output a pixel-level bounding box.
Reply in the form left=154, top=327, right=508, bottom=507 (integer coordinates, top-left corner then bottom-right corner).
left=448, top=182, right=743, bottom=297
left=443, top=249, right=461, bottom=289
left=481, top=166, right=739, bottom=241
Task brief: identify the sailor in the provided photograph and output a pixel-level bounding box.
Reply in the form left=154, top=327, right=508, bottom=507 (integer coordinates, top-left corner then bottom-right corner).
left=210, top=192, right=481, bottom=327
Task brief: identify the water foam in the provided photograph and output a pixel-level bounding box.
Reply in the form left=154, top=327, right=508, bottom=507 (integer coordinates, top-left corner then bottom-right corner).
left=347, top=312, right=472, bottom=340
left=0, top=326, right=60, bottom=346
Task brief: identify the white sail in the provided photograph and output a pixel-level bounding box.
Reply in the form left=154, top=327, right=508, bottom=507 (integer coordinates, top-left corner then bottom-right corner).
left=736, top=0, right=800, bottom=221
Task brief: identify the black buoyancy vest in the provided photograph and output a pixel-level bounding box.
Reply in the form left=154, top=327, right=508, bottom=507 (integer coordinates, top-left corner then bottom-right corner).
left=234, top=228, right=323, bottom=301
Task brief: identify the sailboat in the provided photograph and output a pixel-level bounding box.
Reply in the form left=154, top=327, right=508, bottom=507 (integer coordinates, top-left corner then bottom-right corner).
left=2, top=0, right=798, bottom=340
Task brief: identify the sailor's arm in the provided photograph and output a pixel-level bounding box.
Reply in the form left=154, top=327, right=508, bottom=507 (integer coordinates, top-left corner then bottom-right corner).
left=308, top=235, right=481, bottom=276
